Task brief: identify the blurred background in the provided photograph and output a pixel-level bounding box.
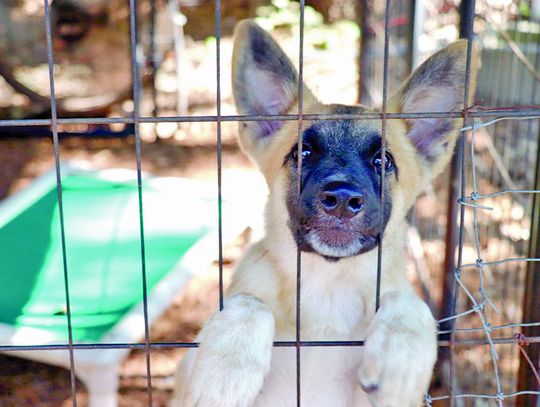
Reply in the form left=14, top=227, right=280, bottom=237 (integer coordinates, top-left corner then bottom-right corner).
left=0, top=0, right=538, bottom=406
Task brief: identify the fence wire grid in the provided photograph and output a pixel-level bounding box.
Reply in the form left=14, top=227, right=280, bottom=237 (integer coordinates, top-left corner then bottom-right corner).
left=0, top=0, right=539, bottom=406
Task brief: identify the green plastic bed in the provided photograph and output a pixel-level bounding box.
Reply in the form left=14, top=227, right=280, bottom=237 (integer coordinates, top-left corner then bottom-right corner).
left=0, top=164, right=251, bottom=407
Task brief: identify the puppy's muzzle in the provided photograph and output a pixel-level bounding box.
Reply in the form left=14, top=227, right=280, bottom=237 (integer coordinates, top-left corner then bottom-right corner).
left=319, top=182, right=364, bottom=219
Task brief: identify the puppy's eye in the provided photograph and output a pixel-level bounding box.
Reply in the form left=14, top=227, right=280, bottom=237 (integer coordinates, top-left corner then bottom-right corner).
left=292, top=143, right=313, bottom=161
left=373, top=151, right=394, bottom=172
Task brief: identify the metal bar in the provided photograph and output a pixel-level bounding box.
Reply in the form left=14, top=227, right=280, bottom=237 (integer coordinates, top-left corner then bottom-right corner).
left=460, top=257, right=540, bottom=269
left=430, top=390, right=540, bottom=402
left=357, top=0, right=371, bottom=105
left=0, top=109, right=539, bottom=129
left=128, top=0, right=153, bottom=405
left=439, top=321, right=540, bottom=335
left=149, top=0, right=158, bottom=117
left=43, top=1, right=78, bottom=405
left=516, top=123, right=540, bottom=405
left=295, top=2, right=306, bottom=405
left=448, top=2, right=476, bottom=406
left=406, top=0, right=415, bottom=73
left=0, top=336, right=538, bottom=352
left=215, top=0, right=224, bottom=313
left=461, top=189, right=540, bottom=202
left=439, top=145, right=463, bottom=328
left=375, top=0, right=391, bottom=312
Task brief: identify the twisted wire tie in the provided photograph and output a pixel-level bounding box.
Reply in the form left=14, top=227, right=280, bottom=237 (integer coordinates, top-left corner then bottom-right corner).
left=471, top=121, right=482, bottom=132
left=514, top=332, right=530, bottom=346
left=514, top=332, right=540, bottom=385
left=472, top=302, right=485, bottom=313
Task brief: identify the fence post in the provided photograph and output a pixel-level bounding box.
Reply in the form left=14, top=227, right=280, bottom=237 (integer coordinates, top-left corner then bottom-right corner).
left=516, top=130, right=540, bottom=406
left=440, top=0, right=475, bottom=327
left=438, top=0, right=475, bottom=395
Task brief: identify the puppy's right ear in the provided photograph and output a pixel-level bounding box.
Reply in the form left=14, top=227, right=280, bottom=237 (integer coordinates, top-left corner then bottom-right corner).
left=232, top=21, right=301, bottom=156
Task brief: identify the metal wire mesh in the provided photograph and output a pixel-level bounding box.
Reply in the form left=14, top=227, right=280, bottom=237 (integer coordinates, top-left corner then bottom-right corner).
left=0, top=0, right=538, bottom=406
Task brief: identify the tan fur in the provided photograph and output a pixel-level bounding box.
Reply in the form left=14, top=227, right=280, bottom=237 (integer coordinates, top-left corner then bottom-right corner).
left=388, top=40, right=478, bottom=206
left=170, top=21, right=478, bottom=407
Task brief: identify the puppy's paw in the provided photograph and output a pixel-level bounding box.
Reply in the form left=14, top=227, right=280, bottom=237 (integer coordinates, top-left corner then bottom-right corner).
left=357, top=292, right=437, bottom=407
left=183, top=293, right=275, bottom=407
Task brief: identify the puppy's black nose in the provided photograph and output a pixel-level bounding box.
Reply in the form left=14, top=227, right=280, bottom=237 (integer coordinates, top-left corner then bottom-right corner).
left=319, top=182, right=364, bottom=219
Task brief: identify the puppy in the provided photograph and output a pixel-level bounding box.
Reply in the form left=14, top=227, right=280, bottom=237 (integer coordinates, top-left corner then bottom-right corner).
left=170, top=20, right=477, bottom=407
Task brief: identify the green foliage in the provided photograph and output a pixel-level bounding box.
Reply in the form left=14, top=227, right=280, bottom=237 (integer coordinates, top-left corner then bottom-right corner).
left=255, top=0, right=324, bottom=30
left=518, top=0, right=530, bottom=19
left=205, top=36, right=216, bottom=48
left=253, top=0, right=359, bottom=50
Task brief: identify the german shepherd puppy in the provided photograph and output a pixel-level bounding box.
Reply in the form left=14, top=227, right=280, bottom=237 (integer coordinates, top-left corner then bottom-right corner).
left=171, top=20, right=477, bottom=407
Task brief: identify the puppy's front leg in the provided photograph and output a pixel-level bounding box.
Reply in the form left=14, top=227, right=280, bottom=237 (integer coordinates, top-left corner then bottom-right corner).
left=183, top=293, right=275, bottom=407
left=357, top=291, right=437, bottom=407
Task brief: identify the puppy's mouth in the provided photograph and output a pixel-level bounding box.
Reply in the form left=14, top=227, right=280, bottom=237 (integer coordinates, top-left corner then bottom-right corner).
left=297, top=218, right=379, bottom=260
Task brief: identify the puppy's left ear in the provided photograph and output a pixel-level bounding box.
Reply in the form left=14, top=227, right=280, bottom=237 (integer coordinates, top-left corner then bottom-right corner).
left=390, top=40, right=478, bottom=165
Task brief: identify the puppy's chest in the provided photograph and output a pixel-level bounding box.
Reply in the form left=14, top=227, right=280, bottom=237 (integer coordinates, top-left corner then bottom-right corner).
left=249, top=254, right=378, bottom=406
left=276, top=272, right=371, bottom=340
left=255, top=342, right=366, bottom=406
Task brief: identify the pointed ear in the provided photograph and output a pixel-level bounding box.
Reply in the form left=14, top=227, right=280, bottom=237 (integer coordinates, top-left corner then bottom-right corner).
left=390, top=40, right=478, bottom=163
left=232, top=21, right=303, bottom=149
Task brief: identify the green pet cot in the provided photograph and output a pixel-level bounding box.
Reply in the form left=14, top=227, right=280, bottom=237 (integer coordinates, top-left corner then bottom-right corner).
left=0, top=164, right=251, bottom=406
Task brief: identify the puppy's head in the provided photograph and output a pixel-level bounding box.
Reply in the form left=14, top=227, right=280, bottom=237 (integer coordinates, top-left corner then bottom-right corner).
left=232, top=20, right=477, bottom=260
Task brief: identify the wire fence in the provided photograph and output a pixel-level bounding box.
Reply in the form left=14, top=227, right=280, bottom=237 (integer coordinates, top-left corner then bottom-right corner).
left=0, top=0, right=539, bottom=406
